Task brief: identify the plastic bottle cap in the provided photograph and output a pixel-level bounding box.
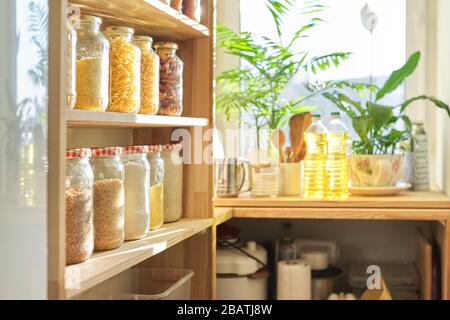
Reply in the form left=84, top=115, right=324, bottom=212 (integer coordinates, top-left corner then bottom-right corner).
left=246, top=241, right=257, bottom=252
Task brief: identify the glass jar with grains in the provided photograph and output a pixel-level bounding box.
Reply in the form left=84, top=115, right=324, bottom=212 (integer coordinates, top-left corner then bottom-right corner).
left=154, top=42, right=184, bottom=116
left=66, top=17, right=77, bottom=109
left=122, top=146, right=150, bottom=240
left=72, top=15, right=109, bottom=111
left=148, top=145, right=165, bottom=230
left=65, top=148, right=94, bottom=265
left=133, top=36, right=160, bottom=115
left=91, top=147, right=125, bottom=251
left=105, top=26, right=141, bottom=114
left=161, top=144, right=183, bottom=223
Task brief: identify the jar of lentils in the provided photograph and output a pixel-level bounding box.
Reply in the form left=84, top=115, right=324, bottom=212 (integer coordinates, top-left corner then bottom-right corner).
left=154, top=42, right=184, bottom=116
left=148, top=145, right=165, bottom=230
left=90, top=147, right=125, bottom=251
left=105, top=26, right=141, bottom=113
left=65, top=148, right=94, bottom=265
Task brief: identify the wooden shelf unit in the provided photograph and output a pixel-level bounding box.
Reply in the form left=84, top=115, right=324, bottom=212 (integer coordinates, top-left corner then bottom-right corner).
left=70, top=0, right=209, bottom=40
left=67, top=110, right=209, bottom=128
left=65, top=218, right=212, bottom=299
left=48, top=0, right=216, bottom=300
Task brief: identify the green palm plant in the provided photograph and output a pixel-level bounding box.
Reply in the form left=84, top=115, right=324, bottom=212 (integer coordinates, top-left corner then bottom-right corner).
left=216, top=0, right=351, bottom=148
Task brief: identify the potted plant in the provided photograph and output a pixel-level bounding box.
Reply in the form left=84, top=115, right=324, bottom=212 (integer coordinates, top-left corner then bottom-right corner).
left=216, top=0, right=351, bottom=196
left=321, top=51, right=450, bottom=187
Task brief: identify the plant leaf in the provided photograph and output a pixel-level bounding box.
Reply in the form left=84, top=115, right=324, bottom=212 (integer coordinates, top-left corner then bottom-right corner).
left=376, top=51, right=421, bottom=101
left=367, top=102, right=393, bottom=132
left=400, top=95, right=450, bottom=118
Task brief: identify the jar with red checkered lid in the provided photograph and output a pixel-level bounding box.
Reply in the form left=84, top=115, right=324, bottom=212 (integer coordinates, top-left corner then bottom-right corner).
left=161, top=144, right=183, bottom=222
left=122, top=145, right=150, bottom=240
left=65, top=148, right=94, bottom=264
left=90, top=146, right=125, bottom=251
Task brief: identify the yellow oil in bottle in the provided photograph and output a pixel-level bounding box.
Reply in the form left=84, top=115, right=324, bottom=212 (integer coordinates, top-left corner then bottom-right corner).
left=326, top=113, right=349, bottom=199
left=302, top=115, right=328, bottom=199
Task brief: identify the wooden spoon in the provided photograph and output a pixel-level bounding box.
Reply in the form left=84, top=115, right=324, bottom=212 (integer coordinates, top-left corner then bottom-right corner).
left=289, top=113, right=313, bottom=162
left=271, top=128, right=286, bottom=163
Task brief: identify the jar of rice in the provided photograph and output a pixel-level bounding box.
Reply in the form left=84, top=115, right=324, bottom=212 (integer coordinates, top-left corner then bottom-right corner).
left=161, top=144, right=183, bottom=223
left=91, top=146, right=125, bottom=251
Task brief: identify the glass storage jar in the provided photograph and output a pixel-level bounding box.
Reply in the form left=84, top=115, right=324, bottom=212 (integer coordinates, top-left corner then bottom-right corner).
left=161, top=144, right=183, bottom=223
left=154, top=42, right=184, bottom=116
left=91, top=147, right=125, bottom=251
left=148, top=145, right=165, bottom=230
left=67, top=17, right=77, bottom=109
left=105, top=26, right=141, bottom=114
left=171, top=0, right=183, bottom=12
left=133, top=36, right=160, bottom=115
left=183, top=0, right=201, bottom=21
left=72, top=15, right=109, bottom=111
left=122, top=146, right=150, bottom=240
left=65, top=148, right=94, bottom=265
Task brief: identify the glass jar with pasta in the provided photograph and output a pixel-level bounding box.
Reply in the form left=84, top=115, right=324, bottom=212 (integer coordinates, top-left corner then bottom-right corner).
left=105, top=26, right=141, bottom=114
left=133, top=36, right=160, bottom=115
left=72, top=15, right=109, bottom=111
left=154, top=42, right=184, bottom=116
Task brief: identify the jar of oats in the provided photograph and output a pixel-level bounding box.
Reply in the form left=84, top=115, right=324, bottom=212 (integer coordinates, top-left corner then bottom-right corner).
left=148, top=145, right=165, bottom=230
left=72, top=15, right=109, bottom=111
left=105, top=26, right=141, bottom=114
left=122, top=145, right=150, bottom=241
left=65, top=148, right=94, bottom=265
left=133, top=36, right=160, bottom=115
left=91, top=146, right=125, bottom=251
left=154, top=42, right=184, bottom=116
left=161, top=144, right=183, bottom=223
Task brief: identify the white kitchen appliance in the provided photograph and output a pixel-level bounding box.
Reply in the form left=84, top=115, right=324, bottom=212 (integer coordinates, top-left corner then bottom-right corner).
left=216, top=241, right=268, bottom=300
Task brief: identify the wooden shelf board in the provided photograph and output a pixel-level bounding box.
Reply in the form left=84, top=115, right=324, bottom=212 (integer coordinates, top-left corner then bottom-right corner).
left=214, top=191, right=450, bottom=210
left=70, top=0, right=209, bottom=40
left=66, top=109, right=209, bottom=128
left=213, top=208, right=233, bottom=226
left=64, top=218, right=212, bottom=299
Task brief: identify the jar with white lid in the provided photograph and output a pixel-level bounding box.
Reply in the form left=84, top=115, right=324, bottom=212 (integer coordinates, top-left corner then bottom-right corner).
left=122, top=145, right=150, bottom=240
left=148, top=145, right=165, bottom=230
left=161, top=144, right=183, bottom=222
left=104, top=26, right=141, bottom=114
left=91, top=146, right=125, bottom=251
left=65, top=148, right=94, bottom=265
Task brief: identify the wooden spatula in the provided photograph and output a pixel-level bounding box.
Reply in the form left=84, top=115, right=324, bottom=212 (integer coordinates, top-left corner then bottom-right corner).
left=271, top=128, right=286, bottom=163
left=289, top=113, right=313, bottom=162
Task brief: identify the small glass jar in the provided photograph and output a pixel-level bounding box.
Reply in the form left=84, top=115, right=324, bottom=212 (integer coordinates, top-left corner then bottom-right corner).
left=67, top=17, right=77, bottom=109
left=154, top=42, right=184, bottom=116
left=105, top=26, right=141, bottom=114
left=133, top=36, right=160, bottom=115
left=183, top=0, right=201, bottom=21
left=122, top=146, right=150, bottom=240
left=161, top=144, right=183, bottom=223
left=171, top=0, right=183, bottom=12
left=91, top=147, right=125, bottom=251
left=148, top=145, right=165, bottom=230
left=73, top=15, right=109, bottom=111
left=65, top=148, right=94, bottom=265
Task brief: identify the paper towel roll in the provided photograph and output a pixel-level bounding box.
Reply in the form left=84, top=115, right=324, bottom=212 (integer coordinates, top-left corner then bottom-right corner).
left=277, top=260, right=311, bottom=300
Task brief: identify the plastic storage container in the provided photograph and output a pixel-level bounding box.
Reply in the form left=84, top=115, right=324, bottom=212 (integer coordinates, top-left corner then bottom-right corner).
left=133, top=36, right=160, bottom=115
left=154, top=42, right=184, bottom=116
left=105, top=26, right=141, bottom=114
left=65, top=148, right=94, bottom=265
left=122, top=146, right=150, bottom=240
left=85, top=268, right=194, bottom=300
left=161, top=144, right=183, bottom=223
left=91, top=147, right=125, bottom=251
left=148, top=145, right=165, bottom=230
left=66, top=17, right=77, bottom=109
left=73, top=15, right=109, bottom=111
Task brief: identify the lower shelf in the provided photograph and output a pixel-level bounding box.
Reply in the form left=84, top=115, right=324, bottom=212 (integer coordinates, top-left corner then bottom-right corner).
left=64, top=218, right=212, bottom=299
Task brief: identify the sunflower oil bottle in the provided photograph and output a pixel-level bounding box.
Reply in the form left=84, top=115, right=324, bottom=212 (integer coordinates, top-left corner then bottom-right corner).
left=326, top=112, right=349, bottom=199
left=302, top=115, right=328, bottom=199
